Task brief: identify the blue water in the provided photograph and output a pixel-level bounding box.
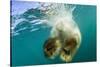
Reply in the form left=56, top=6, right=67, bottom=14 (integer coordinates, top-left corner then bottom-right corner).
left=72, top=5, right=96, bottom=62
left=11, top=1, right=96, bottom=66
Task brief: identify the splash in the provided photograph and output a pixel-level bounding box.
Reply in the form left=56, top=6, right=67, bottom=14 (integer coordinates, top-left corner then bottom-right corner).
left=11, top=2, right=76, bottom=36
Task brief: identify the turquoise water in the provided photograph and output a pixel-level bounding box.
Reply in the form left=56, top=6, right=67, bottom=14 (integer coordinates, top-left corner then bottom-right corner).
left=11, top=1, right=96, bottom=66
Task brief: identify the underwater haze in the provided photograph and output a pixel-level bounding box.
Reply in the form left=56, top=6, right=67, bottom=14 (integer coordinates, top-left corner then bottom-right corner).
left=11, top=1, right=96, bottom=66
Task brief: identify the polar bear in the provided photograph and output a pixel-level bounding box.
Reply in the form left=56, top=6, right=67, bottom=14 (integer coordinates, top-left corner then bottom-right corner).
left=44, top=16, right=81, bottom=62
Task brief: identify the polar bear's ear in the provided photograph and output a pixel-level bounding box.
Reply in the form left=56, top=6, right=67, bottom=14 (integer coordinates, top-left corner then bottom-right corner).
left=43, top=37, right=61, bottom=59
